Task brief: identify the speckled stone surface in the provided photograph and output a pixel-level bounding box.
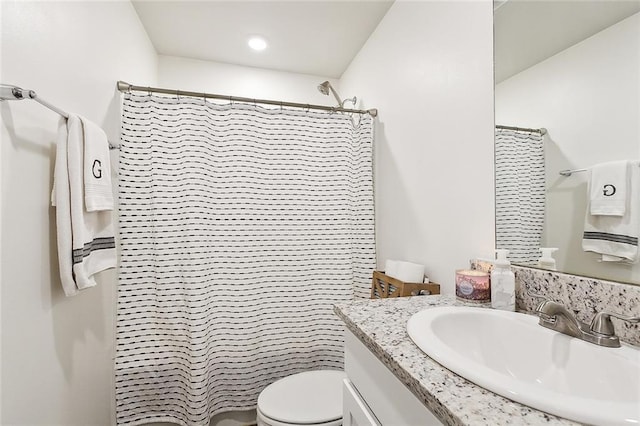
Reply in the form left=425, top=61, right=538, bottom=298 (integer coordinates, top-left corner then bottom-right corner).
left=334, top=296, right=579, bottom=426
left=469, top=261, right=640, bottom=346
left=512, top=267, right=640, bottom=346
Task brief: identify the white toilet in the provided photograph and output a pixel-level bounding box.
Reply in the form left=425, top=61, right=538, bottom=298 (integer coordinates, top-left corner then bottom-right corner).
left=256, top=370, right=347, bottom=426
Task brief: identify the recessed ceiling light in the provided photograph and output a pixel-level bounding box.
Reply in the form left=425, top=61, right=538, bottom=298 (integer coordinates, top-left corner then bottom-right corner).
left=248, top=36, right=267, bottom=51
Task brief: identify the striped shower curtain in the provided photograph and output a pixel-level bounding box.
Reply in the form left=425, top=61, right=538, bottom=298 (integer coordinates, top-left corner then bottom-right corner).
left=116, top=93, right=376, bottom=426
left=495, top=128, right=545, bottom=264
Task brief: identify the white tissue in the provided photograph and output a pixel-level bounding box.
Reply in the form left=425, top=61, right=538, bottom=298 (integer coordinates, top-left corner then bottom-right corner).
left=384, top=259, right=399, bottom=277
left=384, top=259, right=424, bottom=283
left=395, top=261, right=425, bottom=283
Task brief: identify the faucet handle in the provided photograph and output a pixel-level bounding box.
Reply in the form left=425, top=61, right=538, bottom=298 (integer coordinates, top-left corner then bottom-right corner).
left=525, top=288, right=554, bottom=317
left=590, top=311, right=640, bottom=336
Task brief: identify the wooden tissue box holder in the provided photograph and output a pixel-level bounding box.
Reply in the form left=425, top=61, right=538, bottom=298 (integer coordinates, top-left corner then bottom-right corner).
left=370, top=271, right=441, bottom=299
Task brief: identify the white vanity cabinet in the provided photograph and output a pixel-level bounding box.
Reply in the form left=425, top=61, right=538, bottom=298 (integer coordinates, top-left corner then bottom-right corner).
left=343, top=329, right=443, bottom=426
left=343, top=378, right=380, bottom=426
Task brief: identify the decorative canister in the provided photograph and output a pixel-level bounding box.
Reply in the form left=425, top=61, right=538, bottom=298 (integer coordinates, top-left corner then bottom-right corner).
left=455, top=269, right=490, bottom=303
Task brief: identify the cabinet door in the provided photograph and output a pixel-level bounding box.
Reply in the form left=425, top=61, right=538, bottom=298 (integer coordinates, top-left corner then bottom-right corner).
left=343, top=379, right=381, bottom=426
left=344, top=329, right=443, bottom=426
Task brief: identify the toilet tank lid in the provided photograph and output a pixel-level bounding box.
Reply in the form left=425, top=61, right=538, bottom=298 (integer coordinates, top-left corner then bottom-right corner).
left=258, top=370, right=347, bottom=424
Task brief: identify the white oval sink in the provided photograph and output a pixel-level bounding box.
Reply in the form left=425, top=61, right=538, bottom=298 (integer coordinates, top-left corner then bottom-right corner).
left=407, top=306, right=640, bottom=425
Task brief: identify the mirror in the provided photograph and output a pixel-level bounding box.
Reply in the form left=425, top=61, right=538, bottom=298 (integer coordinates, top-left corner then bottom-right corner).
left=494, top=0, right=640, bottom=285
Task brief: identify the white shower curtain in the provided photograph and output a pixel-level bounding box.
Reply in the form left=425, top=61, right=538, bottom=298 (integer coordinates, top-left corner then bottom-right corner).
left=495, top=128, right=545, bottom=264
left=116, top=93, right=376, bottom=426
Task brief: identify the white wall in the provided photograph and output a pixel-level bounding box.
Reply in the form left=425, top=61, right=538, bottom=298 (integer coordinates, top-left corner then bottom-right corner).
left=159, top=55, right=339, bottom=106
left=0, top=2, right=157, bottom=425
left=495, top=13, right=640, bottom=284
left=0, top=1, right=496, bottom=424
left=340, top=0, right=496, bottom=293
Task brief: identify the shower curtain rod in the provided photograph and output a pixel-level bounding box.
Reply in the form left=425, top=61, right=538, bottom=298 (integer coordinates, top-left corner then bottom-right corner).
left=496, top=124, right=547, bottom=135
left=117, top=81, right=378, bottom=117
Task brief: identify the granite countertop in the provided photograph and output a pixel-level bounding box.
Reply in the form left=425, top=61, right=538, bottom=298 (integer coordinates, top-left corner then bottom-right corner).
left=334, top=295, right=580, bottom=426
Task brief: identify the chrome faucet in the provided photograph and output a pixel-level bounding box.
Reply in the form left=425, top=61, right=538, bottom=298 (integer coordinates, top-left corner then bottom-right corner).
left=531, top=294, right=639, bottom=348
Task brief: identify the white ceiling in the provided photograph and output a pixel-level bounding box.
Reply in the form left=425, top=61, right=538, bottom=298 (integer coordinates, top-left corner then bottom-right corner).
left=133, top=0, right=640, bottom=82
left=132, top=1, right=394, bottom=78
left=495, top=0, right=640, bottom=83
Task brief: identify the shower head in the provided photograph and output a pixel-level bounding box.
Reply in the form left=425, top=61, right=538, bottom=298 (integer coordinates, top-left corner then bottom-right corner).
left=317, top=81, right=331, bottom=96
left=317, top=80, right=347, bottom=107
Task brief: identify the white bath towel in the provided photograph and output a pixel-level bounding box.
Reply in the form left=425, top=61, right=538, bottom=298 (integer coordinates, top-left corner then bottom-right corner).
left=52, top=118, right=76, bottom=296
left=589, top=160, right=628, bottom=216
left=81, top=116, right=113, bottom=211
left=52, top=114, right=116, bottom=296
left=582, top=161, right=639, bottom=263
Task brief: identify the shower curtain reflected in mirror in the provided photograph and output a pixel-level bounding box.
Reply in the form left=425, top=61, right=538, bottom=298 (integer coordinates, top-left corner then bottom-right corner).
left=116, top=94, right=375, bottom=426
left=495, top=128, right=545, bottom=265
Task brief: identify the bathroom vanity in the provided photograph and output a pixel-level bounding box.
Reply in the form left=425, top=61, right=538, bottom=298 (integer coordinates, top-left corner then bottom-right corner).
left=336, top=264, right=640, bottom=425
left=335, top=295, right=579, bottom=426
left=342, top=327, right=442, bottom=425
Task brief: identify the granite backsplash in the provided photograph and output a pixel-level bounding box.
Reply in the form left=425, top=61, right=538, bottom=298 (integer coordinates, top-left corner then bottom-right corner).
left=470, top=261, right=640, bottom=346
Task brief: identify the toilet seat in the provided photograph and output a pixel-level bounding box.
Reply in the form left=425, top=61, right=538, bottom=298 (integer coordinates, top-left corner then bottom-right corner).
left=256, top=407, right=343, bottom=426
left=257, top=370, right=346, bottom=426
